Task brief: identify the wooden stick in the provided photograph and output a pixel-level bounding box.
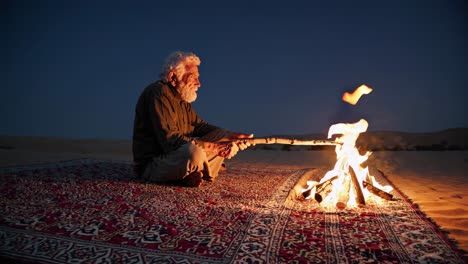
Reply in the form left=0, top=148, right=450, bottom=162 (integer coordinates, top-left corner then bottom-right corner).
left=349, top=166, right=366, bottom=206
left=363, top=181, right=393, bottom=200
left=302, top=176, right=338, bottom=201
left=234, top=137, right=341, bottom=146
left=313, top=176, right=337, bottom=203
left=301, top=188, right=314, bottom=200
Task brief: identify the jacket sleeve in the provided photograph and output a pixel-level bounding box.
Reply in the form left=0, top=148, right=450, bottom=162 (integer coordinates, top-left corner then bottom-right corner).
left=189, top=105, right=222, bottom=138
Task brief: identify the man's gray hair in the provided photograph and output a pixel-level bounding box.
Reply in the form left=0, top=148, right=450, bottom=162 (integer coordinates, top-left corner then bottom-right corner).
left=160, top=51, right=201, bottom=81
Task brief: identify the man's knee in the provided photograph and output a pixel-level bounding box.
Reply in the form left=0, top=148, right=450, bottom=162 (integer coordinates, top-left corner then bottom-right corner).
left=142, top=142, right=207, bottom=182
left=185, top=141, right=207, bottom=168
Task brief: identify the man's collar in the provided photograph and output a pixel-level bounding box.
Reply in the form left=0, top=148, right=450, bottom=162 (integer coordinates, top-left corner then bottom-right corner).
left=160, top=80, right=184, bottom=103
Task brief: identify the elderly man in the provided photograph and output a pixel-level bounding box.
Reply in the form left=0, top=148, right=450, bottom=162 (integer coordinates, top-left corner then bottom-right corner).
left=132, top=51, right=253, bottom=187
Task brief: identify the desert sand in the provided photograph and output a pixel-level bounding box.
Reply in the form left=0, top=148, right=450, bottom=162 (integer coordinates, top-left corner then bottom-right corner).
left=0, top=136, right=466, bottom=258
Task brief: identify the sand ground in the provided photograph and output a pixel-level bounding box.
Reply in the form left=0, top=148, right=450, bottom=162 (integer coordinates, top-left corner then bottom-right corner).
left=0, top=137, right=466, bottom=257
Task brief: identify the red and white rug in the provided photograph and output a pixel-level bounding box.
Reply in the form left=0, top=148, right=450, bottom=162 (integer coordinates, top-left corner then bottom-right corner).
left=0, top=159, right=464, bottom=263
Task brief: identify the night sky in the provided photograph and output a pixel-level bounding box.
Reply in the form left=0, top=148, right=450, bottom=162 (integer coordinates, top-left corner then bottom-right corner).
left=2, top=0, right=466, bottom=139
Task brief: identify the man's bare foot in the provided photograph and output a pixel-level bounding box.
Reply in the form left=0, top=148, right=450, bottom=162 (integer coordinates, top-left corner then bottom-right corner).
left=183, top=171, right=203, bottom=187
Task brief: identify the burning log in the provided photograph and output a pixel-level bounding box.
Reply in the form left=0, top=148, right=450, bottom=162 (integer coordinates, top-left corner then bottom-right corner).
left=301, top=188, right=313, bottom=200
left=302, top=176, right=338, bottom=202
left=336, top=174, right=351, bottom=209
left=314, top=176, right=337, bottom=203
left=234, top=137, right=341, bottom=146
left=349, top=166, right=366, bottom=206
left=296, top=118, right=394, bottom=209
left=363, top=181, right=393, bottom=201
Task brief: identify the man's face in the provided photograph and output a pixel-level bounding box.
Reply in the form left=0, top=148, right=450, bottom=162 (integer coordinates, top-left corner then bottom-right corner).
left=177, top=65, right=200, bottom=103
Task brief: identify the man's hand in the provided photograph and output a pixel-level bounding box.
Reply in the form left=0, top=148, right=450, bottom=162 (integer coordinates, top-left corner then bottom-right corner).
left=196, top=131, right=254, bottom=159
left=227, top=131, right=254, bottom=150
left=201, top=141, right=239, bottom=159
left=216, top=142, right=239, bottom=159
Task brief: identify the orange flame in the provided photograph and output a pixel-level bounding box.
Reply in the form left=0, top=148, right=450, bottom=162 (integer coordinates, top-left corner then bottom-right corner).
left=303, top=119, right=393, bottom=208
left=342, top=84, right=373, bottom=105
left=302, top=84, right=392, bottom=208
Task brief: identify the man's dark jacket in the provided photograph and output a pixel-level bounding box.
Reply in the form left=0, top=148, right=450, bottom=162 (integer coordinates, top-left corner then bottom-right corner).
left=132, top=81, right=219, bottom=176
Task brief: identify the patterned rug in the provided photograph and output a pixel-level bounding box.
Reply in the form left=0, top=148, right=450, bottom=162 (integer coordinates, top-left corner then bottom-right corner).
left=0, top=159, right=464, bottom=263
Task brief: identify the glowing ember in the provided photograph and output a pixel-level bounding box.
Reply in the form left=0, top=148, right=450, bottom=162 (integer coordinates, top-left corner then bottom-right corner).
left=302, top=119, right=393, bottom=209
left=342, top=84, right=373, bottom=105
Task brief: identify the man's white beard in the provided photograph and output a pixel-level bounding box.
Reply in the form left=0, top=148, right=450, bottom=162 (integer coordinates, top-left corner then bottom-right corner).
left=177, top=83, right=198, bottom=103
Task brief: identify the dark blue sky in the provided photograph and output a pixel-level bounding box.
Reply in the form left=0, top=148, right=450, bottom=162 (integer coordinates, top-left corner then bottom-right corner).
left=2, top=0, right=466, bottom=139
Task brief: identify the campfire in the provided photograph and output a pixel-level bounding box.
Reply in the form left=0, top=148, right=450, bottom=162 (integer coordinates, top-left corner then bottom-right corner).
left=301, top=85, right=393, bottom=209
left=301, top=119, right=393, bottom=209
left=236, top=84, right=393, bottom=209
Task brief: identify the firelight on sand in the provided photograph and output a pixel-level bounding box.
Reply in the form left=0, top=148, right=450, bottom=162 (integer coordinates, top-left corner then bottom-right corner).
left=302, top=84, right=393, bottom=208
